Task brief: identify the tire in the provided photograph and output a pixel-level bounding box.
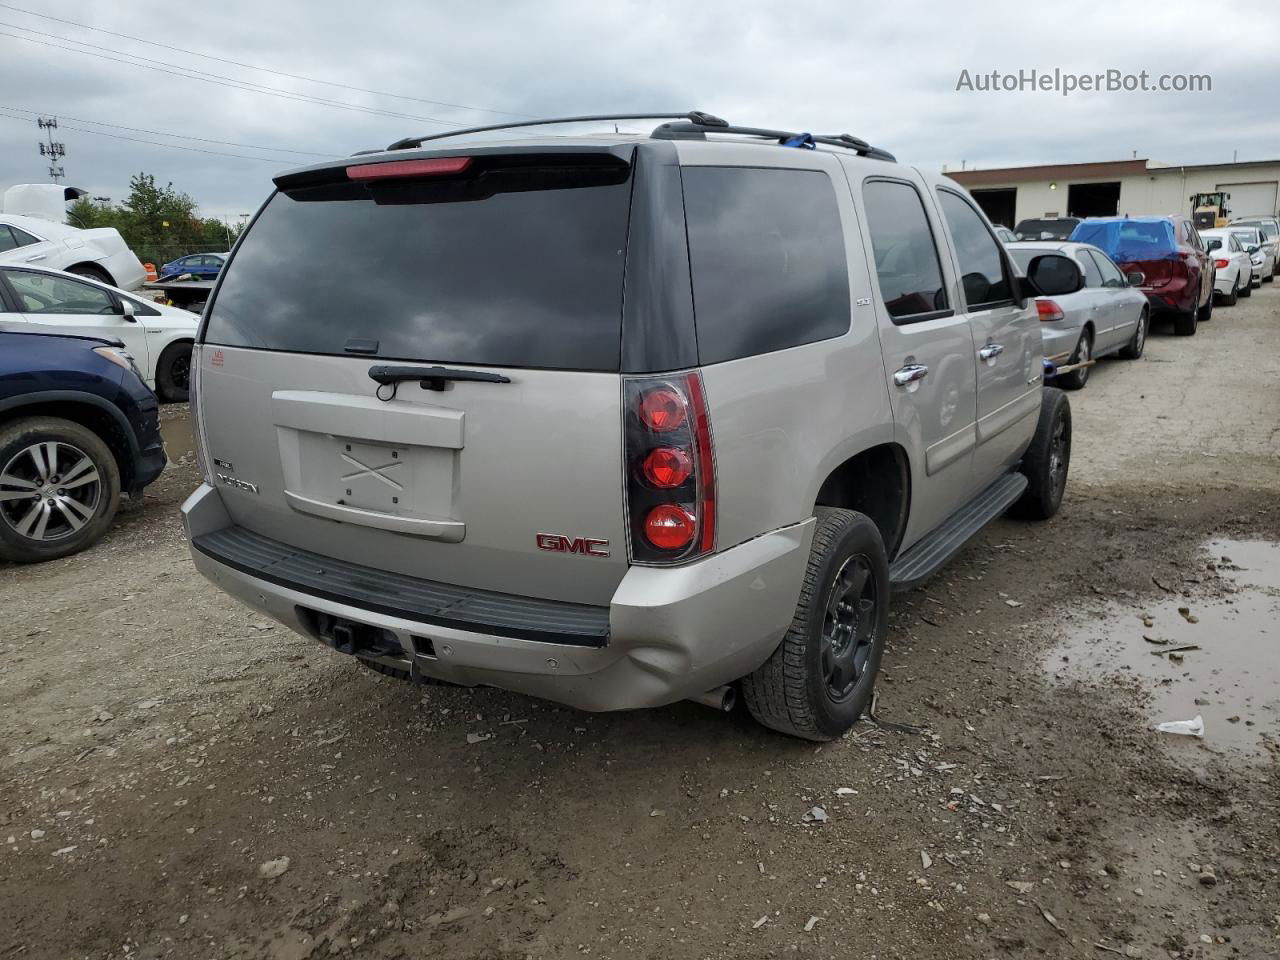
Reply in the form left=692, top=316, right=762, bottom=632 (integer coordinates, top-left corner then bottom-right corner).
left=741, top=507, right=889, bottom=742
left=0, top=417, right=121, bottom=563
left=1055, top=328, right=1092, bottom=390
left=1173, top=301, right=1198, bottom=336
left=66, top=263, right=113, bottom=285
left=155, top=342, right=192, bottom=403
left=1197, top=281, right=1214, bottom=322
left=1118, top=308, right=1148, bottom=359
left=1239, top=273, right=1253, bottom=297
left=1222, top=274, right=1238, bottom=306
left=1010, top=388, right=1071, bottom=521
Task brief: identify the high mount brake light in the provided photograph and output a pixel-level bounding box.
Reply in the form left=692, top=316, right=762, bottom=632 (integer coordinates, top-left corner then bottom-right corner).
left=346, top=156, right=473, bottom=181
left=623, top=374, right=716, bottom=564
left=1036, top=299, right=1066, bottom=323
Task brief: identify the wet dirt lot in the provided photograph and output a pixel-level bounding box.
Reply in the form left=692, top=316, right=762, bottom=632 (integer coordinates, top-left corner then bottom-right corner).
left=2, top=291, right=1278, bottom=959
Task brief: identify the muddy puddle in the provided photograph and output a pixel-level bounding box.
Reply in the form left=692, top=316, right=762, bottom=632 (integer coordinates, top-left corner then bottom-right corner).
left=1045, top=539, right=1279, bottom=760
left=159, top=411, right=194, bottom=463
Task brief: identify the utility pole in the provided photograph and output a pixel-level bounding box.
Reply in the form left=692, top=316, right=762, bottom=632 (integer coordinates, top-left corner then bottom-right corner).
left=37, top=117, right=66, bottom=183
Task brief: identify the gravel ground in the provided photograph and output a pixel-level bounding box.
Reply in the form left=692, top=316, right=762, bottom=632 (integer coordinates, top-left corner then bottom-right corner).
left=1, top=287, right=1278, bottom=959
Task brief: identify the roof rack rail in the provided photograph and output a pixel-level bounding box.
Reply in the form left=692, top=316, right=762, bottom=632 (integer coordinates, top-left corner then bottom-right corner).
left=650, top=120, right=895, bottom=162
left=386, top=111, right=728, bottom=151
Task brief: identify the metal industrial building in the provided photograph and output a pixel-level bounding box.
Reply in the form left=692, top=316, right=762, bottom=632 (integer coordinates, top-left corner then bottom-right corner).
left=945, top=158, right=1280, bottom=227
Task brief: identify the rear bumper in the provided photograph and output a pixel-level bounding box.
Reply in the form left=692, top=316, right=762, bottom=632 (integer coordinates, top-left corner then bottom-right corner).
left=1039, top=324, right=1080, bottom=364
left=1140, top=274, right=1196, bottom=315
left=181, top=483, right=813, bottom=711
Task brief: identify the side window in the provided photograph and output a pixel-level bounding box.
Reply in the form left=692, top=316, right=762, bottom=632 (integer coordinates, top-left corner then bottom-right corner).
left=8, top=226, right=41, bottom=247
left=682, top=166, right=851, bottom=364
left=1230, top=235, right=1242, bottom=253
left=0, top=226, right=18, bottom=254
left=1090, top=250, right=1126, bottom=288
left=7, top=271, right=117, bottom=315
left=937, top=190, right=1013, bottom=309
left=1074, top=250, right=1103, bottom=287
left=861, top=179, right=949, bottom=322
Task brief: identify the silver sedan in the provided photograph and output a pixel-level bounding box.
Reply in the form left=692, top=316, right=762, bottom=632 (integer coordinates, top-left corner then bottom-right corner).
left=1008, top=240, right=1149, bottom=389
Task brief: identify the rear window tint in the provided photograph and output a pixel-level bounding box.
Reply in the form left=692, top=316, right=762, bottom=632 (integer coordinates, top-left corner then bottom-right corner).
left=682, top=167, right=850, bottom=364
left=203, top=156, right=633, bottom=371
left=862, top=179, right=949, bottom=321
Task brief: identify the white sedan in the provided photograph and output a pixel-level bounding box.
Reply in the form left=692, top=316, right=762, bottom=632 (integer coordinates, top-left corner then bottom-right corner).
left=1199, top=228, right=1255, bottom=304
left=0, top=214, right=147, bottom=291
left=0, top=265, right=197, bottom=401
left=1227, top=226, right=1276, bottom=285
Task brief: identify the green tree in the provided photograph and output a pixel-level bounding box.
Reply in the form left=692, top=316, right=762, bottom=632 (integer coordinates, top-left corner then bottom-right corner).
left=64, top=173, right=242, bottom=269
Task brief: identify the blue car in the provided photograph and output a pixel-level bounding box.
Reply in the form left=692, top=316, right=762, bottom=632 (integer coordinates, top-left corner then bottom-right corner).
left=159, top=252, right=228, bottom=279
left=0, top=329, right=165, bottom=563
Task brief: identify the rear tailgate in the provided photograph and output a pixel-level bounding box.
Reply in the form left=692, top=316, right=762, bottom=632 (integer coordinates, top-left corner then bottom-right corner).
left=196, top=148, right=637, bottom=607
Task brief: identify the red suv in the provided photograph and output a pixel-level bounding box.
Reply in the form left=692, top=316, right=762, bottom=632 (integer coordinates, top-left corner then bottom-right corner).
left=1069, top=215, right=1212, bottom=336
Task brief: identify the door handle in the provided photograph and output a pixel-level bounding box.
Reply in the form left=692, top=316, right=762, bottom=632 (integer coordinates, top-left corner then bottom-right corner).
left=978, top=344, right=1004, bottom=360
left=893, top=363, right=929, bottom=386
left=23, top=253, right=46, bottom=262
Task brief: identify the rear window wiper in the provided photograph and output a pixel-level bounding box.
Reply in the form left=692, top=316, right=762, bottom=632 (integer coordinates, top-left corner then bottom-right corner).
left=368, top=364, right=512, bottom=394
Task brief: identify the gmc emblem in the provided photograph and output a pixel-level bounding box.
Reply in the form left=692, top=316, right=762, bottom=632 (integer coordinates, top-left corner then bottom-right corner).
left=536, top=533, right=610, bottom=558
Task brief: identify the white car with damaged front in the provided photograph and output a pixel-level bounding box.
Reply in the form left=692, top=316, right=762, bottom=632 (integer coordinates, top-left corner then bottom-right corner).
left=0, top=213, right=147, bottom=291
left=0, top=264, right=196, bottom=401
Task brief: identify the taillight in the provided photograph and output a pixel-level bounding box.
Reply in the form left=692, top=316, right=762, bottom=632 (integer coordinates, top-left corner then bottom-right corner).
left=1214, top=258, right=1229, bottom=270
left=637, top=386, right=687, bottom=432
left=644, top=504, right=697, bottom=550
left=624, top=373, right=716, bottom=564
left=642, top=447, right=692, bottom=488
left=1036, top=299, right=1065, bottom=322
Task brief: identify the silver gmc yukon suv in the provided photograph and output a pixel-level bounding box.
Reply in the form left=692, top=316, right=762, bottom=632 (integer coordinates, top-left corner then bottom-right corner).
left=183, top=112, right=1082, bottom=740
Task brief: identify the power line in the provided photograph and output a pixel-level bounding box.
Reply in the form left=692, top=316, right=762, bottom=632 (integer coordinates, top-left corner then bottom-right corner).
left=0, top=2, right=531, bottom=119
left=0, top=26, right=468, bottom=127
left=0, top=110, right=291, bottom=163
left=0, top=103, right=331, bottom=157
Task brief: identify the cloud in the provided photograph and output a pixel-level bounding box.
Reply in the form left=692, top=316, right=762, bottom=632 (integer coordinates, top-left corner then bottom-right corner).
left=1, top=0, right=1276, bottom=218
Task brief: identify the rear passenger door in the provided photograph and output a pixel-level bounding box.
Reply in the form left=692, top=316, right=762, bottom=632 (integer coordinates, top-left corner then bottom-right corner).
left=1088, top=249, right=1135, bottom=351
left=934, top=187, right=1042, bottom=481
left=1069, top=245, right=1108, bottom=345
left=857, top=175, right=978, bottom=544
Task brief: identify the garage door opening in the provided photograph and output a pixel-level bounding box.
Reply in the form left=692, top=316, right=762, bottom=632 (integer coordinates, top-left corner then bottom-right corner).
left=1068, top=181, right=1120, bottom=218
left=971, top=188, right=1017, bottom=228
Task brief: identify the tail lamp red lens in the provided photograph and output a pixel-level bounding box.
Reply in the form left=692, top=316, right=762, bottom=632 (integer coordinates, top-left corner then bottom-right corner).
left=346, top=156, right=472, bottom=181
left=1214, top=258, right=1229, bottom=270
left=636, top=386, right=687, bottom=432
left=623, top=373, right=716, bottom=564
left=1036, top=299, right=1065, bottom=322
left=643, top=504, right=697, bottom=550
left=642, top=447, right=692, bottom=488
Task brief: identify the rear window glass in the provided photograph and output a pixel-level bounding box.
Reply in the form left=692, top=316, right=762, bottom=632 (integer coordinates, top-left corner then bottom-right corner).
left=203, top=155, right=633, bottom=370
left=682, top=167, right=850, bottom=364
left=1014, top=219, right=1078, bottom=240
left=1070, top=220, right=1176, bottom=262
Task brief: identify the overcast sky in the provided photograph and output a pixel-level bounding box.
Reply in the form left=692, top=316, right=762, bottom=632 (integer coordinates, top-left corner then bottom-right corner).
left=1, top=0, right=1277, bottom=219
